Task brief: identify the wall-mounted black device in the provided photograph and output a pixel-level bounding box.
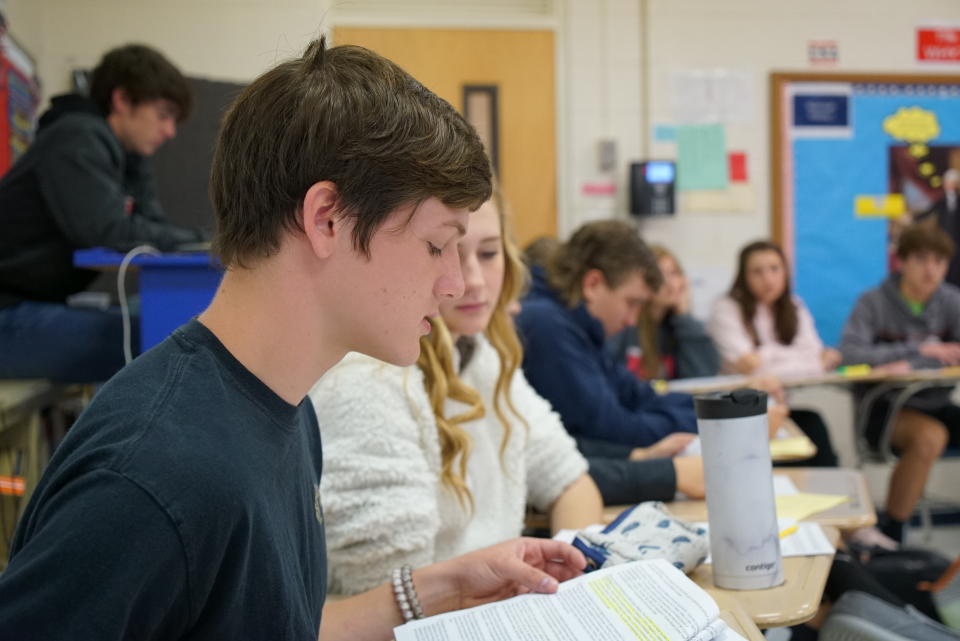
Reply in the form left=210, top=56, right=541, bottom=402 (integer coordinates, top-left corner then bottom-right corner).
left=629, top=161, right=676, bottom=216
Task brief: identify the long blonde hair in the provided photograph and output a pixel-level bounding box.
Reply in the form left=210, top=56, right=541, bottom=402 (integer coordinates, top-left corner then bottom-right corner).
left=636, top=245, right=680, bottom=379
left=415, top=187, right=529, bottom=510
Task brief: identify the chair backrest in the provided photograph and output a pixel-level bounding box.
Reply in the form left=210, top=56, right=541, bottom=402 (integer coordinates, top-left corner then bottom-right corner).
left=820, top=591, right=960, bottom=641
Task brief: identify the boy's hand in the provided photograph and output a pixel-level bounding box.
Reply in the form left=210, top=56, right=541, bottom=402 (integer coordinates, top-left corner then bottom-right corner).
left=919, top=342, right=960, bottom=365
left=630, top=432, right=697, bottom=460
left=733, top=352, right=761, bottom=375
left=418, top=538, right=586, bottom=614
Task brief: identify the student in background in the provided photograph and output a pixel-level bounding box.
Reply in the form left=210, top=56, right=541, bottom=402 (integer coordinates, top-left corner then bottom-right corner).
left=311, top=193, right=603, bottom=596
left=839, top=225, right=960, bottom=543
left=0, top=38, right=585, bottom=640
left=521, top=235, right=560, bottom=272
left=520, top=232, right=707, bottom=504
left=517, top=220, right=698, bottom=449
left=608, top=245, right=720, bottom=380
left=0, top=44, right=206, bottom=382
left=708, top=240, right=840, bottom=467
left=516, top=222, right=790, bottom=481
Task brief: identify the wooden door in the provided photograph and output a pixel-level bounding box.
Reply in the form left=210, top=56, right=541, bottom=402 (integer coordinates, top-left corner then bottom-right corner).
left=333, top=27, right=556, bottom=245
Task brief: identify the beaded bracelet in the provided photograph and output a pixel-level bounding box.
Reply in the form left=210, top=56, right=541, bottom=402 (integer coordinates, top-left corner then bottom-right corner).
left=391, top=567, right=414, bottom=622
left=392, top=565, right=424, bottom=622
left=401, top=565, right=424, bottom=620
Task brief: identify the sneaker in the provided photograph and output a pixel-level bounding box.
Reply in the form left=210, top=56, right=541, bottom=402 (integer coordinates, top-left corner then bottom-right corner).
left=846, top=526, right=901, bottom=552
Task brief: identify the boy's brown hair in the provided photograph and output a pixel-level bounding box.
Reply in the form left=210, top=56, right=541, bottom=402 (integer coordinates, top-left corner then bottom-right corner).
left=209, top=36, right=492, bottom=268
left=897, top=224, right=956, bottom=261
left=90, top=44, right=192, bottom=122
left=548, top=220, right=662, bottom=306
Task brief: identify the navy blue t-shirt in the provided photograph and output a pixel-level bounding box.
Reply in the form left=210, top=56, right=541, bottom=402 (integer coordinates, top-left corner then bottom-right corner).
left=0, top=320, right=327, bottom=639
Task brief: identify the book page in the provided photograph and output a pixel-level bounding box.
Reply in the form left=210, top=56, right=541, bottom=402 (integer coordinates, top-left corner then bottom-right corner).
left=394, top=559, right=744, bottom=641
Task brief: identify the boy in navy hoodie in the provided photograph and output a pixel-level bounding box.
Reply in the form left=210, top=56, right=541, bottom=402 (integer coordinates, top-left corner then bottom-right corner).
left=515, top=221, right=714, bottom=504
left=517, top=220, right=697, bottom=448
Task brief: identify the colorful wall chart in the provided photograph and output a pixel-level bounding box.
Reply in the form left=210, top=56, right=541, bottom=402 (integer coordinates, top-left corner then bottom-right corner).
left=771, top=74, right=960, bottom=346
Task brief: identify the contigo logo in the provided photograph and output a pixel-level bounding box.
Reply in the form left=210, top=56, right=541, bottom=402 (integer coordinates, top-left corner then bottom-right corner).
left=745, top=562, right=776, bottom=572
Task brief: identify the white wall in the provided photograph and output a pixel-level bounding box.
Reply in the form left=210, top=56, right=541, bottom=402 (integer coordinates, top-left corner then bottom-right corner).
left=2, top=0, right=332, bottom=104
left=561, top=0, right=960, bottom=314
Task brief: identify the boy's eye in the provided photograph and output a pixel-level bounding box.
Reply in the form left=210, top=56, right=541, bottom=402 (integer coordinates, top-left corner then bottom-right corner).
left=427, top=242, right=443, bottom=257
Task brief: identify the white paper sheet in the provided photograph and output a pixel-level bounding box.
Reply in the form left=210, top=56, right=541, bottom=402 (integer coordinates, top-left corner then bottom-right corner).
left=773, top=475, right=800, bottom=496
left=696, top=521, right=835, bottom=564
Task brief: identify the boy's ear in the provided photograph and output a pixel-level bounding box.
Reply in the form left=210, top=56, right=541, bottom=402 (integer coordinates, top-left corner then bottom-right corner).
left=110, top=88, right=133, bottom=116
left=302, top=181, right=340, bottom=259
left=581, top=268, right=606, bottom=302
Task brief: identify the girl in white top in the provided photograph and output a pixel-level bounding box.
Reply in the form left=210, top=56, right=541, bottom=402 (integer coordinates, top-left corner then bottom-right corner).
left=708, top=240, right=840, bottom=467
left=310, top=193, right=603, bottom=596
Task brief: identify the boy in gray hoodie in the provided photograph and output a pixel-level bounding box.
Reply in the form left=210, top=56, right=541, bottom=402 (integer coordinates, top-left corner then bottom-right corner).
left=839, top=224, right=960, bottom=542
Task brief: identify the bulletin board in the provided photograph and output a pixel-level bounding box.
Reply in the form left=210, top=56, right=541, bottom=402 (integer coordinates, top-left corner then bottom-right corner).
left=771, top=72, right=960, bottom=346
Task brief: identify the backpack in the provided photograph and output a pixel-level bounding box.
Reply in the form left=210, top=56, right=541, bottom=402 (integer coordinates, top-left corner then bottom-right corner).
left=848, top=542, right=953, bottom=622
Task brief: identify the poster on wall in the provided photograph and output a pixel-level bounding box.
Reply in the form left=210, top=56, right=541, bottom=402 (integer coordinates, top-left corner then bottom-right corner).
left=772, top=74, right=960, bottom=346
left=916, top=27, right=960, bottom=64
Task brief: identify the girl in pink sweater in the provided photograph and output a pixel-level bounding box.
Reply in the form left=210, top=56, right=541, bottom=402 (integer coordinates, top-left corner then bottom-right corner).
left=709, top=240, right=839, bottom=467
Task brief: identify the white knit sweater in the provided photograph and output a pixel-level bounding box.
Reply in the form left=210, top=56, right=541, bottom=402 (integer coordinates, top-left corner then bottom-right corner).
left=309, top=334, right=588, bottom=595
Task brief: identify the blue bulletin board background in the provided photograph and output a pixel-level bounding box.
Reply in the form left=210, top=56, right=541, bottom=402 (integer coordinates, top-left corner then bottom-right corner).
left=773, top=75, right=960, bottom=347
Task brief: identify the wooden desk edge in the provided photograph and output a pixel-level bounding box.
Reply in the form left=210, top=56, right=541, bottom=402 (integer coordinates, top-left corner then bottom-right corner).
left=666, top=368, right=960, bottom=395
left=715, top=598, right=766, bottom=641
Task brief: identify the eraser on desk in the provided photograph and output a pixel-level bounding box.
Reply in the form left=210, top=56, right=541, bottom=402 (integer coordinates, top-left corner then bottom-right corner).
left=838, top=364, right=871, bottom=377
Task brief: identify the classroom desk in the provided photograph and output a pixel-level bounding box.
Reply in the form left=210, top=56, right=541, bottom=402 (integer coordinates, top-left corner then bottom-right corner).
left=527, top=467, right=870, bottom=536
left=74, top=248, right=223, bottom=351
left=693, top=526, right=840, bottom=629
left=664, top=367, right=960, bottom=396
left=657, top=468, right=875, bottom=531
left=528, top=468, right=852, bottom=629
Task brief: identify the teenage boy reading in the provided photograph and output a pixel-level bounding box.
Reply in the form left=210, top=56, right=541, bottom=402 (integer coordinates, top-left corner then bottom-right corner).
left=0, top=38, right=584, bottom=640
left=839, top=224, right=960, bottom=543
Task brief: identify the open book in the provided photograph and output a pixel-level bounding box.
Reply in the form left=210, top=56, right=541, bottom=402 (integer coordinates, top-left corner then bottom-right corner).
left=394, top=559, right=747, bottom=641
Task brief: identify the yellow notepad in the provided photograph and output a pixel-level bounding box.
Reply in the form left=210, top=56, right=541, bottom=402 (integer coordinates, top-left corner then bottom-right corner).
left=769, top=437, right=817, bottom=459
left=776, top=493, right=849, bottom=521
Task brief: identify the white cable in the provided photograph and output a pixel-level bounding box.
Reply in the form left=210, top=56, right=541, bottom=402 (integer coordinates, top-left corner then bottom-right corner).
left=118, top=245, right=161, bottom=365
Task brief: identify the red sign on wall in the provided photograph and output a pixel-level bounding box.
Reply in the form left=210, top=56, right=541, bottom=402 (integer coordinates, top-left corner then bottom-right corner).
left=808, top=40, right=839, bottom=66
left=917, top=27, right=960, bottom=62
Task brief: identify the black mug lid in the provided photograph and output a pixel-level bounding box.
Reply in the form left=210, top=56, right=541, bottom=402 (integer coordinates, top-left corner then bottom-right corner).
left=694, top=389, right=768, bottom=419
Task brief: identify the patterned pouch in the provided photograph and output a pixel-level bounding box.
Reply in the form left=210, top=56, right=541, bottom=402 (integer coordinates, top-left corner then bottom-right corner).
left=572, top=501, right=709, bottom=574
